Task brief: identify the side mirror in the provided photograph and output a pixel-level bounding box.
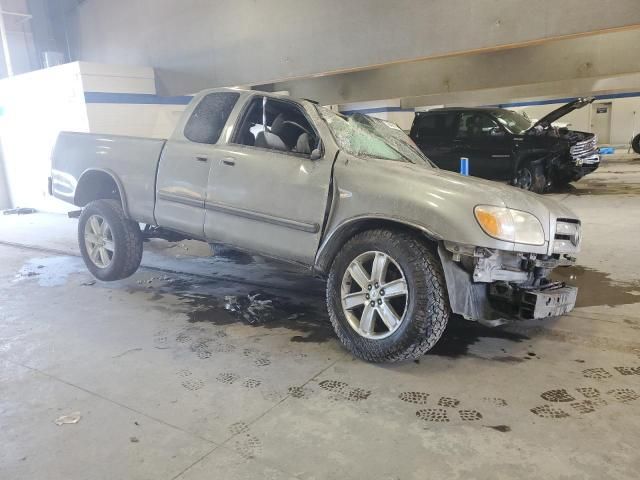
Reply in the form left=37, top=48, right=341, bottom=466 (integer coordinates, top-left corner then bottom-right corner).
left=490, top=126, right=505, bottom=136
left=310, top=148, right=322, bottom=160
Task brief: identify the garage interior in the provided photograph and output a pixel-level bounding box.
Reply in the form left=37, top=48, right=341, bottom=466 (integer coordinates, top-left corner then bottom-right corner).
left=1, top=1, right=640, bottom=479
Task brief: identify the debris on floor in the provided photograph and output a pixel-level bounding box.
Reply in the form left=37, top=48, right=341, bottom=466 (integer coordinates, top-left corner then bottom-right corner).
left=2, top=207, right=37, bottom=215
left=54, top=412, right=82, bottom=426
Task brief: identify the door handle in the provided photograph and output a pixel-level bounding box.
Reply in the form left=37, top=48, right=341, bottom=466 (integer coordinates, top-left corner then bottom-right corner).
left=222, top=157, right=236, bottom=166
left=195, top=156, right=208, bottom=162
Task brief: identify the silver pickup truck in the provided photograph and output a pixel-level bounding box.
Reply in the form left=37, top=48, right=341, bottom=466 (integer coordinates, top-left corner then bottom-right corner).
left=50, top=88, right=581, bottom=362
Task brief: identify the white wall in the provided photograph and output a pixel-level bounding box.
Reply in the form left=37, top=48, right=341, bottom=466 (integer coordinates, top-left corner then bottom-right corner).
left=0, top=62, right=189, bottom=213
left=0, top=62, right=89, bottom=213
left=81, top=62, right=187, bottom=139
left=609, top=97, right=640, bottom=145
left=85, top=103, right=186, bottom=139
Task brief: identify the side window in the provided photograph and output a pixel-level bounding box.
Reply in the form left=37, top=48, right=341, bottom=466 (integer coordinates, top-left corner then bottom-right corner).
left=184, top=92, right=240, bottom=144
left=457, top=113, right=499, bottom=138
left=413, top=113, right=455, bottom=139
left=233, top=97, right=318, bottom=156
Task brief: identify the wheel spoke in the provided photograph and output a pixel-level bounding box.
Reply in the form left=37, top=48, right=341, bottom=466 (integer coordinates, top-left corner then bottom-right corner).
left=348, top=261, right=370, bottom=290
left=378, top=301, right=401, bottom=330
left=343, top=292, right=367, bottom=309
left=381, top=278, right=408, bottom=298
left=90, top=245, right=100, bottom=263
left=370, top=252, right=388, bottom=284
left=99, top=247, right=109, bottom=266
left=89, top=216, right=101, bottom=235
left=103, top=240, right=115, bottom=252
left=359, top=303, right=376, bottom=334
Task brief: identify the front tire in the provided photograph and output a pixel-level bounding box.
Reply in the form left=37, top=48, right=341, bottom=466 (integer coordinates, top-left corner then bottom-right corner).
left=78, top=199, right=143, bottom=281
left=515, top=162, right=546, bottom=193
left=327, top=229, right=450, bottom=363
left=632, top=133, right=640, bottom=154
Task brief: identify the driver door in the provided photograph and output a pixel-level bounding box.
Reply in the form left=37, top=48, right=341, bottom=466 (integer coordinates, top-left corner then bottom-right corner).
left=203, top=96, right=333, bottom=265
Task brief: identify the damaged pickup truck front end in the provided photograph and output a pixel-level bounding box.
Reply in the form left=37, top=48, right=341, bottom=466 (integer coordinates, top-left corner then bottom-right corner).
left=439, top=215, right=580, bottom=325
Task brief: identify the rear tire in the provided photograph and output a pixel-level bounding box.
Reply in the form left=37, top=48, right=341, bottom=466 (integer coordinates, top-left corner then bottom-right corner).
left=515, top=162, right=546, bottom=193
left=327, top=229, right=450, bottom=363
left=632, top=133, right=640, bottom=154
left=78, top=199, right=143, bottom=281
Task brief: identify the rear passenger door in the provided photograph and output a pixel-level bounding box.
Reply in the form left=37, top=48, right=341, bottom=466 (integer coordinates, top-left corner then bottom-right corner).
left=410, top=112, right=457, bottom=169
left=154, top=92, right=240, bottom=238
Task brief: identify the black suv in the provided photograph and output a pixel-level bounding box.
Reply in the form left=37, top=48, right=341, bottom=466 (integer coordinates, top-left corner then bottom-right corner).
left=409, top=98, right=600, bottom=192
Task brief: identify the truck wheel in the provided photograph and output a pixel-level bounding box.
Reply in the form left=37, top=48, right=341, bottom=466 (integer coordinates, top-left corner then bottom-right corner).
left=515, top=162, right=546, bottom=193
left=327, top=229, right=450, bottom=362
left=632, top=133, right=640, bottom=154
left=78, top=199, right=143, bottom=281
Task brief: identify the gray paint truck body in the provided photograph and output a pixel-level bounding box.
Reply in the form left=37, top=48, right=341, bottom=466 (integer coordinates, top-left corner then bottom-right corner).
left=50, top=88, right=581, bottom=362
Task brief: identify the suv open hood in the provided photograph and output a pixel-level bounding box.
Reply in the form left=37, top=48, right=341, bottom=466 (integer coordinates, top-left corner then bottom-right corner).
left=532, top=97, right=595, bottom=129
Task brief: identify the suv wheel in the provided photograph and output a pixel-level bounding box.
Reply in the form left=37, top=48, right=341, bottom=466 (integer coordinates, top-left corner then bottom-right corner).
left=78, top=199, right=143, bottom=281
left=327, top=229, right=450, bottom=362
left=515, top=162, right=546, bottom=193
left=632, top=133, right=640, bottom=154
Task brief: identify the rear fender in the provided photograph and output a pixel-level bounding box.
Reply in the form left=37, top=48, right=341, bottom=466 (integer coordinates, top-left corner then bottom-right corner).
left=74, top=168, right=129, bottom=217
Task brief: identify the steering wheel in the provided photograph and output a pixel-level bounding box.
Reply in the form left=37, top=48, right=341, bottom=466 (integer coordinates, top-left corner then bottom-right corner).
left=282, top=120, right=311, bottom=135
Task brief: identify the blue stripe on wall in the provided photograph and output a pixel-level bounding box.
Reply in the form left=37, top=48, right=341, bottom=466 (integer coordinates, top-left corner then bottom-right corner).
left=341, top=91, right=640, bottom=114
left=84, top=92, right=193, bottom=105
left=83, top=90, right=640, bottom=111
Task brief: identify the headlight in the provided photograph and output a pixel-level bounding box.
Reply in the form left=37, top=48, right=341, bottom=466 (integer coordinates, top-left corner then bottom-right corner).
left=474, top=205, right=545, bottom=245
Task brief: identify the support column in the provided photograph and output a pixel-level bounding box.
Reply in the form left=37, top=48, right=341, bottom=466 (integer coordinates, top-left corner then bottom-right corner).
left=0, top=1, right=13, bottom=77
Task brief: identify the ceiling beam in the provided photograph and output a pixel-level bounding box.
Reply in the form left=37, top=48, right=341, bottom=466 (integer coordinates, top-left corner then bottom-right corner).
left=66, top=0, right=640, bottom=95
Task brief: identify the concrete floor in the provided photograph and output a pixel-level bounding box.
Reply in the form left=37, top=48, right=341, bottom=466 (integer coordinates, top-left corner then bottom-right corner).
left=1, top=154, right=640, bottom=479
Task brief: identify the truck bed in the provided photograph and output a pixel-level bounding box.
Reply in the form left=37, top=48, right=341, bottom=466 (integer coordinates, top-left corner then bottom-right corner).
left=50, top=132, right=166, bottom=224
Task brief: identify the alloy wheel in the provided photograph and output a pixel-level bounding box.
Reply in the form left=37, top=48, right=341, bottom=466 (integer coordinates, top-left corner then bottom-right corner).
left=84, top=214, right=115, bottom=268
left=340, top=251, right=409, bottom=339
left=517, top=168, right=533, bottom=190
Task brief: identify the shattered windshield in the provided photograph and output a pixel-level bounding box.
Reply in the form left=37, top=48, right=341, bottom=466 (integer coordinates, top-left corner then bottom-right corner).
left=317, top=107, right=434, bottom=166
left=493, top=109, right=533, bottom=134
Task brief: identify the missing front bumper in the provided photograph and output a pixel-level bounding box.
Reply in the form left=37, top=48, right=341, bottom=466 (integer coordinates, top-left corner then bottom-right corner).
left=489, top=282, right=577, bottom=320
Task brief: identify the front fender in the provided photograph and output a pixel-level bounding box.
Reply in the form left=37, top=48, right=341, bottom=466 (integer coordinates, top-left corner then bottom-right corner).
left=314, top=214, right=441, bottom=273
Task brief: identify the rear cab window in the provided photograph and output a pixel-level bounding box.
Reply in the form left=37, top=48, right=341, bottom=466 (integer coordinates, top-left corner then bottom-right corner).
left=411, top=112, right=456, bottom=140
left=184, top=92, right=240, bottom=144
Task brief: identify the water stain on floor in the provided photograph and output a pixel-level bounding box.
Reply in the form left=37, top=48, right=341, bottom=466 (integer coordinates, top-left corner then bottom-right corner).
left=551, top=266, right=640, bottom=308
left=139, top=276, right=336, bottom=343
left=429, top=317, right=529, bottom=358
left=13, top=256, right=86, bottom=287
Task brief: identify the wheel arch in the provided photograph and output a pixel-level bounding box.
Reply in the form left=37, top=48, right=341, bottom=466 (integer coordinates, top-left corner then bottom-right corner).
left=314, top=215, right=441, bottom=275
left=74, top=169, right=129, bottom=217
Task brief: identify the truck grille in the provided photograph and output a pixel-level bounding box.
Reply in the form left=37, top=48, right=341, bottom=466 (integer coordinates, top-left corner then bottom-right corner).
left=570, top=136, right=599, bottom=165
left=553, top=218, right=581, bottom=254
